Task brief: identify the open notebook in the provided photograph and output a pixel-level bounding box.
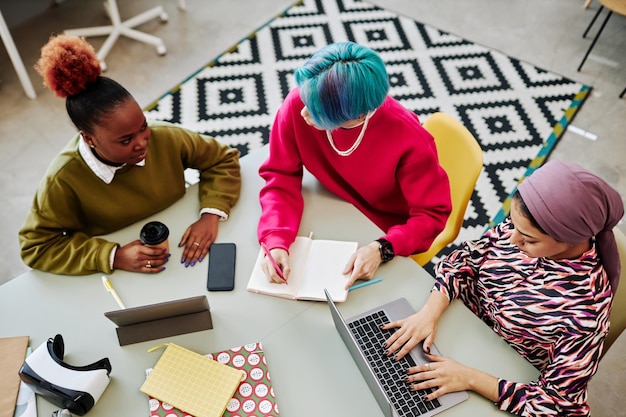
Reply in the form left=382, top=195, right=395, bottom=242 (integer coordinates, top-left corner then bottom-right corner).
left=247, top=236, right=358, bottom=302
left=146, top=342, right=280, bottom=417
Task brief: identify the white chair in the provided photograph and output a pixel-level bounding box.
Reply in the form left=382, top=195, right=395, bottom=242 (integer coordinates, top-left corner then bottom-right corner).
left=64, top=0, right=169, bottom=71
left=0, top=9, right=36, bottom=99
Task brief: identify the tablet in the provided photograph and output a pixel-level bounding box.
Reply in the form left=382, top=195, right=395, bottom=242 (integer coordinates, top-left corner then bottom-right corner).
left=104, top=295, right=212, bottom=345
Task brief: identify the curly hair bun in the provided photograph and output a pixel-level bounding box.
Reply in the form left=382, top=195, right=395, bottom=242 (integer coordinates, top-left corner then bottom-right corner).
left=35, top=34, right=102, bottom=98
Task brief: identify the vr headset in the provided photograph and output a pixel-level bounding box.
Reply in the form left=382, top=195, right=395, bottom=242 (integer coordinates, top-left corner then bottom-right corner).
left=18, top=334, right=111, bottom=415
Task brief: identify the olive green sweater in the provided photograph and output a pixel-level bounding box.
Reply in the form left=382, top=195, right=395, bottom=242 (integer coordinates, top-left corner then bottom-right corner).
left=19, top=121, right=241, bottom=275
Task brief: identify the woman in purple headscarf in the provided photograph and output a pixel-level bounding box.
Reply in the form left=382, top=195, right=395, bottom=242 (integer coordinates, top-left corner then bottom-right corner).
left=382, top=160, right=624, bottom=416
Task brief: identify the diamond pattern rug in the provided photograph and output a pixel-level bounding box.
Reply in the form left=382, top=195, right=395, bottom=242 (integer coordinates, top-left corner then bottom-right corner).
left=144, top=0, right=590, bottom=272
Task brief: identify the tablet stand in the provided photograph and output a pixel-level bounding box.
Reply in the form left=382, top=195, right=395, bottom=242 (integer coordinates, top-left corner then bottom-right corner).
left=105, top=296, right=213, bottom=346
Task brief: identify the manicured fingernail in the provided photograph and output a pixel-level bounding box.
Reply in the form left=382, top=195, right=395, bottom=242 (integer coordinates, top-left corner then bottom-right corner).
left=198, top=257, right=203, bottom=262
left=181, top=258, right=186, bottom=263
left=161, top=267, right=166, bottom=271
left=190, top=260, right=195, bottom=266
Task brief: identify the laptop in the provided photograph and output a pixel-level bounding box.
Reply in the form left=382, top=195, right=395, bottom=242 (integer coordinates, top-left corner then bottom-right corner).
left=324, top=289, right=468, bottom=417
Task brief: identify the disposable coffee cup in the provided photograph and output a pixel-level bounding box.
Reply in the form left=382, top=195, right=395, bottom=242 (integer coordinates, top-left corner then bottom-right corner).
left=140, top=221, right=170, bottom=252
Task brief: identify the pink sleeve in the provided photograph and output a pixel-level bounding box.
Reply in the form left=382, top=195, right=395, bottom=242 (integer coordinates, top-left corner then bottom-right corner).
left=385, top=132, right=452, bottom=256
left=257, top=91, right=305, bottom=251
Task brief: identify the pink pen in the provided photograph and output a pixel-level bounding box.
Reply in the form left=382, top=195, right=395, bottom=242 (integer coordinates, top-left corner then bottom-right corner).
left=261, top=243, right=287, bottom=283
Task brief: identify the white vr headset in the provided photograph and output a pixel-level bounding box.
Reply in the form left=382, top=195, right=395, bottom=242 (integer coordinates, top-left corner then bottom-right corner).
left=18, top=334, right=111, bottom=416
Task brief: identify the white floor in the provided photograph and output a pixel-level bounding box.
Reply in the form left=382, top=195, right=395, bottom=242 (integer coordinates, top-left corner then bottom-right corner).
left=1, top=0, right=625, bottom=413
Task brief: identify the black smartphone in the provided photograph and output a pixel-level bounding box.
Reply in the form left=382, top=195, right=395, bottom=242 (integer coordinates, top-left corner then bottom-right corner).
left=207, top=243, right=236, bottom=291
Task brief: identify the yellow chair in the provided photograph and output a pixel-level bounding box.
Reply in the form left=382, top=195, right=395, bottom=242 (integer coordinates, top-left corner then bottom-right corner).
left=602, top=227, right=626, bottom=358
left=411, top=113, right=483, bottom=266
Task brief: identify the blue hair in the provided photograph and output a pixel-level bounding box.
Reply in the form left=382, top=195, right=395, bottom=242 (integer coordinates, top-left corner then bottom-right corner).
left=294, top=42, right=389, bottom=130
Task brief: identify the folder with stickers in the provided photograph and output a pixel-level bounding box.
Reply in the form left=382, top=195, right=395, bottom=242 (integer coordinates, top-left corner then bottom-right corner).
left=145, top=342, right=280, bottom=416
left=140, top=343, right=244, bottom=417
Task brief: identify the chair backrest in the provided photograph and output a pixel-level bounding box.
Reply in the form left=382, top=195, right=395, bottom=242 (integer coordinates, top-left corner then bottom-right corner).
left=602, top=227, right=626, bottom=358
left=411, top=113, right=483, bottom=266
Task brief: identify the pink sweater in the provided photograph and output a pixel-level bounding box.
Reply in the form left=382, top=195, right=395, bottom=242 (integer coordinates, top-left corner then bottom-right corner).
left=258, top=88, right=451, bottom=257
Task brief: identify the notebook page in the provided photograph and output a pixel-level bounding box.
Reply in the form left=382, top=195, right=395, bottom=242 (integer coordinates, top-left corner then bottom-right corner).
left=297, top=239, right=357, bottom=301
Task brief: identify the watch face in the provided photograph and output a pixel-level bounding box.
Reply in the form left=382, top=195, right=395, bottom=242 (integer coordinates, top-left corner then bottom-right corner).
left=378, top=239, right=394, bottom=262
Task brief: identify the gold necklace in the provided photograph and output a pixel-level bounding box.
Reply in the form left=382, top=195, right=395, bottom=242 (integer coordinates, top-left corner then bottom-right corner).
left=325, top=111, right=373, bottom=157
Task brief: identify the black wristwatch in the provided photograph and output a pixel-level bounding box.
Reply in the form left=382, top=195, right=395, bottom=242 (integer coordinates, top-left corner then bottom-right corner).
left=376, top=238, right=395, bottom=263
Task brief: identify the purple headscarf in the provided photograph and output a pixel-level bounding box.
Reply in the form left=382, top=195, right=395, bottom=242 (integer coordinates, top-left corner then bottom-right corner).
left=517, top=160, right=624, bottom=295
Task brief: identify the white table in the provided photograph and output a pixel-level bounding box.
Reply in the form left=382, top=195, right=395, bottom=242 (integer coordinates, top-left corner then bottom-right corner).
left=0, top=146, right=538, bottom=416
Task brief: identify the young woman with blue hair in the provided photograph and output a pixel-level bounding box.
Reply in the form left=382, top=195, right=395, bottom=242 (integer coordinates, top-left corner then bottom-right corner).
left=257, top=42, right=452, bottom=287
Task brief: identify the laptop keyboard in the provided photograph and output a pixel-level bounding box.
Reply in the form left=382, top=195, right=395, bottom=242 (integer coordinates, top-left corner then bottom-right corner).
left=348, top=310, right=441, bottom=417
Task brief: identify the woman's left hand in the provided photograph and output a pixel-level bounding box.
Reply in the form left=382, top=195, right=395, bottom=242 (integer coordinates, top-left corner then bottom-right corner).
left=178, top=213, right=219, bottom=267
left=405, top=353, right=499, bottom=403
left=405, top=354, right=472, bottom=401
left=343, top=241, right=382, bottom=288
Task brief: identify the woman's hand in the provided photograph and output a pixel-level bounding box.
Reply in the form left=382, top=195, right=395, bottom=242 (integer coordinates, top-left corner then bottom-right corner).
left=342, top=241, right=382, bottom=288
left=405, top=354, right=471, bottom=401
left=114, top=240, right=170, bottom=273
left=178, top=213, right=219, bottom=267
left=382, top=291, right=450, bottom=359
left=261, top=247, right=290, bottom=283
left=383, top=310, right=439, bottom=360
left=405, top=354, right=499, bottom=402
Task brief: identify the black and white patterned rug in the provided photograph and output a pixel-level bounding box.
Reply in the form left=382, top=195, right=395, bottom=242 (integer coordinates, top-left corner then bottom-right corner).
left=145, top=0, right=590, bottom=271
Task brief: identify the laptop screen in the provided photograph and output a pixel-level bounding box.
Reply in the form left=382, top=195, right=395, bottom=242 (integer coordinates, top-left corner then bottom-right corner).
left=324, top=289, right=395, bottom=417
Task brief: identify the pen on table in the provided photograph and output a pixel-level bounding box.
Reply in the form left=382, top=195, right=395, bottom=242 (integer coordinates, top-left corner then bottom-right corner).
left=349, top=277, right=383, bottom=292
left=261, top=243, right=287, bottom=283
left=101, top=276, right=126, bottom=309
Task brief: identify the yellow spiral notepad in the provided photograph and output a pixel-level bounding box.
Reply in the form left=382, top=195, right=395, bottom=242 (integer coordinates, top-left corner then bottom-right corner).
left=140, top=343, right=244, bottom=417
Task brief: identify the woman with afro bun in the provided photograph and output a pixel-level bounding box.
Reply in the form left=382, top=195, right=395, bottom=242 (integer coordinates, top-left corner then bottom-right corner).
left=19, top=35, right=241, bottom=275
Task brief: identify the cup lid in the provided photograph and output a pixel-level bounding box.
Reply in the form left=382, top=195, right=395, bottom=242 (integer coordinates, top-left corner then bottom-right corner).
left=140, top=221, right=169, bottom=245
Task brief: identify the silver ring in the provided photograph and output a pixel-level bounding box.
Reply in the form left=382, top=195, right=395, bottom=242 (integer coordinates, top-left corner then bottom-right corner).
left=424, top=363, right=430, bottom=370
left=147, top=260, right=152, bottom=268
left=193, top=242, right=200, bottom=247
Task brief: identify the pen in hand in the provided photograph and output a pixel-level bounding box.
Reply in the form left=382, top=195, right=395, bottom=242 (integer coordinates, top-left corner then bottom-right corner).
left=261, top=243, right=287, bottom=284
left=102, top=276, right=126, bottom=309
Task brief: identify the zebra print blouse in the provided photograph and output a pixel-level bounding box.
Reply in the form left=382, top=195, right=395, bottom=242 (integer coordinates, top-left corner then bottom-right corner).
left=434, top=218, right=611, bottom=416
